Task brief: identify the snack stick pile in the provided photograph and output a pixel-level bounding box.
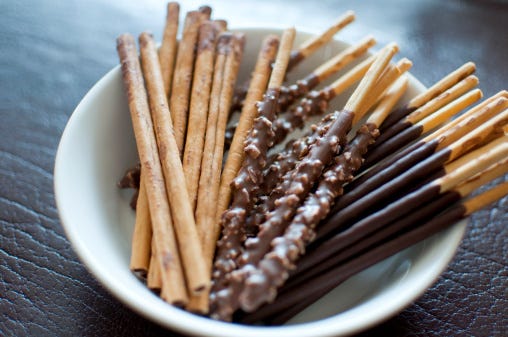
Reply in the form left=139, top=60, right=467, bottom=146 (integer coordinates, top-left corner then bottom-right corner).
left=116, top=2, right=508, bottom=324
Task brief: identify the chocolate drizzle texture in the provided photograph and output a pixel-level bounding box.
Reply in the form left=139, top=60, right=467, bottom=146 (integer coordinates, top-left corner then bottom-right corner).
left=210, top=88, right=280, bottom=320
left=235, top=109, right=354, bottom=310
left=238, top=122, right=378, bottom=310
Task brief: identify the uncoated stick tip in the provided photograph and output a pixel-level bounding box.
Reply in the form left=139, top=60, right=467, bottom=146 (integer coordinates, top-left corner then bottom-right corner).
left=116, top=33, right=135, bottom=47
left=138, top=32, right=155, bottom=47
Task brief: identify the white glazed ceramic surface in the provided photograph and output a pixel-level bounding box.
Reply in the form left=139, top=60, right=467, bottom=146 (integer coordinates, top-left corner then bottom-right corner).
left=54, top=28, right=466, bottom=337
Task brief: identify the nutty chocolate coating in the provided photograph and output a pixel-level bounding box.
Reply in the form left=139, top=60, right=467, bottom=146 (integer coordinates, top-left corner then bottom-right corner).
left=210, top=88, right=280, bottom=320
left=239, top=109, right=354, bottom=270
left=277, top=74, right=320, bottom=112
left=239, top=123, right=378, bottom=310
left=273, top=88, right=333, bottom=145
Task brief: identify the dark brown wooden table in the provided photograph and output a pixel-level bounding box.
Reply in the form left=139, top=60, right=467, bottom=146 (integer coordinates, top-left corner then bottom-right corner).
left=1, top=0, right=506, bottom=336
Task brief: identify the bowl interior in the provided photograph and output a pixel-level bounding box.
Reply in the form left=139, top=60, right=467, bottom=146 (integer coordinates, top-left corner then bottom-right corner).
left=54, top=28, right=466, bottom=337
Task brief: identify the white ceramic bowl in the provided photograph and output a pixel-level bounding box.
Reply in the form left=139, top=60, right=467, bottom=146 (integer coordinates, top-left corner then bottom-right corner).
left=54, top=28, right=466, bottom=337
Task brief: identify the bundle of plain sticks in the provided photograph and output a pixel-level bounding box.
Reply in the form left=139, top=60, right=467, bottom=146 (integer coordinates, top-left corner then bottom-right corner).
left=116, top=2, right=508, bottom=323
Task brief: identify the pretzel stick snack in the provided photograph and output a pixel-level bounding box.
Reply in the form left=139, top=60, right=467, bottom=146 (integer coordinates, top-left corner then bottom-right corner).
left=117, top=34, right=187, bottom=305
left=297, top=134, right=508, bottom=282
left=293, top=132, right=508, bottom=279
left=159, top=2, right=180, bottom=96
left=285, top=157, right=508, bottom=292
left=183, top=22, right=220, bottom=211
left=355, top=58, right=412, bottom=120
left=169, top=10, right=206, bottom=155
left=210, top=28, right=296, bottom=321
left=267, top=60, right=406, bottom=225
left=246, top=48, right=399, bottom=237
left=224, top=36, right=376, bottom=149
left=372, top=75, right=480, bottom=149
left=270, top=48, right=388, bottom=147
left=216, top=35, right=280, bottom=222
left=139, top=32, right=209, bottom=294
left=115, top=4, right=508, bottom=324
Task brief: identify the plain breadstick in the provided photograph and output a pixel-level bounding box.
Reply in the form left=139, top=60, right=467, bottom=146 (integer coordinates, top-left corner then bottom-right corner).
left=116, top=33, right=187, bottom=305
left=139, top=32, right=209, bottom=294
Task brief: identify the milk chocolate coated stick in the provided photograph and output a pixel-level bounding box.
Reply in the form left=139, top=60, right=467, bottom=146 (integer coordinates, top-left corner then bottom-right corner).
left=249, top=48, right=401, bottom=237
left=243, top=51, right=393, bottom=238
left=277, top=36, right=376, bottom=112
left=228, top=12, right=355, bottom=120
left=210, top=28, right=296, bottom=321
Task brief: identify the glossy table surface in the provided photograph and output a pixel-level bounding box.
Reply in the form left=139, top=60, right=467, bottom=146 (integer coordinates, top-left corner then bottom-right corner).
left=1, top=0, right=507, bottom=336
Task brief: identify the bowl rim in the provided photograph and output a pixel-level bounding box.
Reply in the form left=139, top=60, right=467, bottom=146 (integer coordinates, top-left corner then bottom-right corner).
left=54, top=26, right=467, bottom=337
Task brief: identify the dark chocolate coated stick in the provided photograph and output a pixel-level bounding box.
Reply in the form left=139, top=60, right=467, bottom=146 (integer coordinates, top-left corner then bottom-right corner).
left=330, top=95, right=508, bottom=225
left=286, top=191, right=462, bottom=290
left=312, top=132, right=508, bottom=269
left=367, top=75, right=479, bottom=162
left=242, top=177, right=508, bottom=325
